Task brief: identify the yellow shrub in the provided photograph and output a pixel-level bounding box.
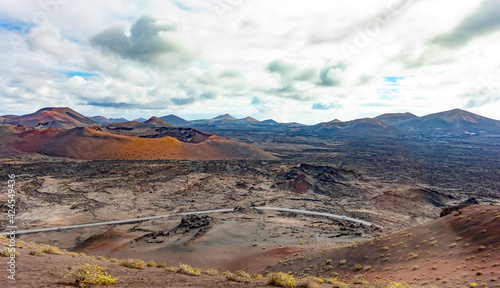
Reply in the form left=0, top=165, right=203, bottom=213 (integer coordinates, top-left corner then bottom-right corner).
left=120, top=259, right=146, bottom=269
left=156, top=262, right=167, bottom=268
left=226, top=271, right=251, bottom=283
left=201, top=268, right=218, bottom=276
left=297, top=276, right=323, bottom=288
left=41, top=245, right=64, bottom=255
left=29, top=248, right=44, bottom=256
left=66, top=252, right=79, bottom=257
left=165, top=266, right=180, bottom=272
left=267, top=272, right=297, bottom=288
left=146, top=261, right=157, bottom=267
left=177, top=264, right=200, bottom=276
left=235, top=270, right=251, bottom=278
left=69, top=261, right=118, bottom=285
left=0, top=248, right=19, bottom=257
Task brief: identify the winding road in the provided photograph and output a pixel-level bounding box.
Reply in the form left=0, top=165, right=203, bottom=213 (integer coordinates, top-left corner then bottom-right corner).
left=0, top=207, right=382, bottom=236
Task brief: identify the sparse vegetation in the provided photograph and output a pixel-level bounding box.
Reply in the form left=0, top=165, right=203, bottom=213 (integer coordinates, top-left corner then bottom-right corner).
left=0, top=248, right=19, bottom=257
left=119, top=259, right=146, bottom=269
left=407, top=252, right=419, bottom=260
left=69, top=261, right=118, bottom=286
left=40, top=245, right=64, bottom=255
left=201, top=268, right=218, bottom=276
left=29, top=248, right=44, bottom=256
left=177, top=264, right=200, bottom=276
left=146, top=260, right=157, bottom=267
left=267, top=272, right=297, bottom=288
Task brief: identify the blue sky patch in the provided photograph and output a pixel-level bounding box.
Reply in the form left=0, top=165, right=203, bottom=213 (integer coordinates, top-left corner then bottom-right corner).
left=60, top=71, right=101, bottom=80
left=312, top=102, right=341, bottom=110
left=383, top=76, right=405, bottom=84
left=0, top=19, right=33, bottom=34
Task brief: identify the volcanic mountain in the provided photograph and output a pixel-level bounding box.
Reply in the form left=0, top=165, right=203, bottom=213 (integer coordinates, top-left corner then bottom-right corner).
left=374, top=112, right=419, bottom=127
left=378, top=109, right=500, bottom=134
left=3, top=107, right=98, bottom=129
left=160, top=114, right=192, bottom=126
left=313, top=118, right=405, bottom=137
left=2, top=125, right=276, bottom=160
left=212, top=113, right=237, bottom=121
left=102, top=117, right=174, bottom=128
left=0, top=115, right=18, bottom=123
left=191, top=114, right=240, bottom=125
left=144, top=116, right=175, bottom=127
left=89, top=116, right=129, bottom=125
left=133, top=117, right=148, bottom=123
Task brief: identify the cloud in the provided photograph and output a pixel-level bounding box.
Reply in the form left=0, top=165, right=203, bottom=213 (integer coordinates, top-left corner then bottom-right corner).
left=432, top=0, right=500, bottom=48
left=27, top=24, right=79, bottom=59
left=319, top=63, right=345, bottom=86
left=464, top=94, right=499, bottom=108
left=90, top=15, right=198, bottom=65
left=172, top=0, right=192, bottom=11
left=86, top=101, right=138, bottom=109
left=171, top=91, right=217, bottom=105
left=310, top=0, right=415, bottom=45
left=261, top=60, right=348, bottom=101
left=265, top=60, right=346, bottom=88
left=312, top=102, right=341, bottom=110
left=1, top=0, right=500, bottom=122
left=266, top=60, right=318, bottom=82
left=460, top=76, right=500, bottom=108
left=196, top=69, right=247, bottom=90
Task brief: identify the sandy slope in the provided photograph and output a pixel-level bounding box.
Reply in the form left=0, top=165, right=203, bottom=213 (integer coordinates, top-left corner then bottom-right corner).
left=268, top=204, right=500, bottom=287
left=3, top=126, right=277, bottom=160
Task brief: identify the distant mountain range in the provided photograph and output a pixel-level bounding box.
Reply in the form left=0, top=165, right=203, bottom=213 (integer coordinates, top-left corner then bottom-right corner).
left=133, top=117, right=148, bottom=123
left=375, top=109, right=500, bottom=134
left=313, top=118, right=405, bottom=136
left=1, top=107, right=499, bottom=137
left=0, top=107, right=277, bottom=160
left=90, top=116, right=129, bottom=125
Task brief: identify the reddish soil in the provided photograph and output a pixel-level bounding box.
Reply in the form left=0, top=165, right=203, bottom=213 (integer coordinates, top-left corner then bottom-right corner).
left=267, top=205, right=500, bottom=287
left=3, top=126, right=277, bottom=160
left=71, top=229, right=137, bottom=252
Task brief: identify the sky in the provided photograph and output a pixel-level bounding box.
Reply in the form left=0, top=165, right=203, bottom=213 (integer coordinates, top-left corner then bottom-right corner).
left=1, top=0, right=500, bottom=124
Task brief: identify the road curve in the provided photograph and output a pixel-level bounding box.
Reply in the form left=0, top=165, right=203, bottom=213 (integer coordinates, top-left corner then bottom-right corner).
left=0, top=207, right=382, bottom=236
left=255, top=207, right=379, bottom=227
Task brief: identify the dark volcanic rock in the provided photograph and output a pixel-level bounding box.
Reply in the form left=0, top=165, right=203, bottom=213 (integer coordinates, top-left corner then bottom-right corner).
left=461, top=197, right=479, bottom=205
left=440, top=204, right=472, bottom=217
left=177, top=215, right=215, bottom=230
left=274, top=164, right=360, bottom=196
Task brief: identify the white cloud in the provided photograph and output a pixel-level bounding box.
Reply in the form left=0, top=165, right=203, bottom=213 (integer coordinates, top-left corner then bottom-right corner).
left=0, top=0, right=499, bottom=122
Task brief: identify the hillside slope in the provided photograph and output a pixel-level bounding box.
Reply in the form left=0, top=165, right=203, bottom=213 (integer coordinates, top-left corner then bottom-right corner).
left=4, top=126, right=277, bottom=160
left=268, top=204, right=500, bottom=287
left=313, top=118, right=405, bottom=137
